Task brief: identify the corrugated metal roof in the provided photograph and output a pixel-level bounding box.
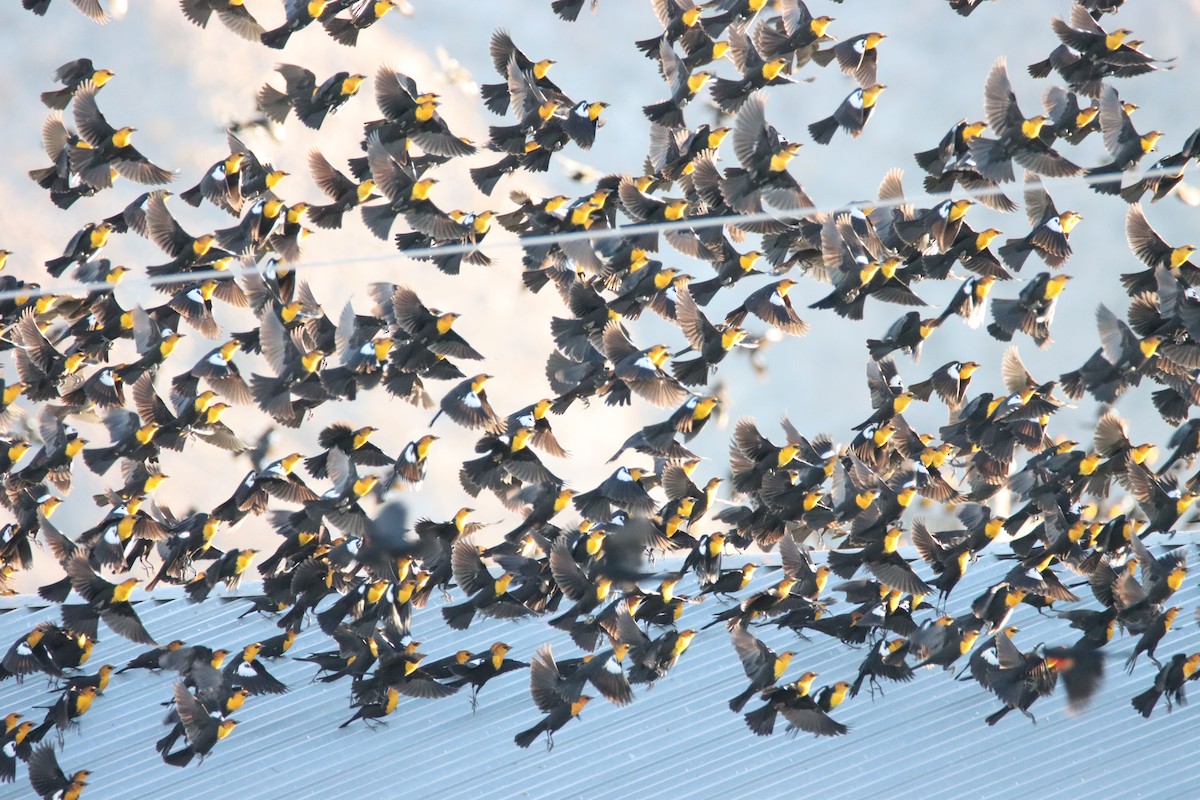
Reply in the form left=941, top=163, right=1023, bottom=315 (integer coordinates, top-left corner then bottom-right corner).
left=0, top=545, right=1197, bottom=800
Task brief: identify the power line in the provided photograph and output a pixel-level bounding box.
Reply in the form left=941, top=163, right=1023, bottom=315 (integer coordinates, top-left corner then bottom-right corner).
left=6, top=162, right=1190, bottom=304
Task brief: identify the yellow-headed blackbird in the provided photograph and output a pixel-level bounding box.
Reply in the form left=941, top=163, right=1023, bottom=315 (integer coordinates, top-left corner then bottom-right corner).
left=163, top=681, right=237, bottom=766
left=573, top=466, right=656, bottom=521
left=304, top=423, right=391, bottom=480
left=969, top=58, right=1081, bottom=184
left=1087, top=85, right=1161, bottom=195
left=248, top=310, right=328, bottom=428
left=606, top=607, right=695, bottom=685
left=608, top=395, right=718, bottom=463
left=223, top=642, right=287, bottom=695
left=1035, top=5, right=1171, bottom=96
left=322, top=0, right=401, bottom=46
left=1041, top=85, right=1106, bottom=146
left=305, top=150, right=378, bottom=229
left=70, top=81, right=173, bottom=188
left=1119, top=204, right=1200, bottom=295
left=1060, top=304, right=1160, bottom=403
left=745, top=674, right=849, bottom=737
left=181, top=0, right=263, bottom=40
left=460, top=427, right=561, bottom=500
left=908, top=359, right=980, bottom=409
left=28, top=744, right=88, bottom=800
left=1131, top=652, right=1200, bottom=717
left=1125, top=606, right=1179, bottom=673
left=378, top=433, right=437, bottom=492
left=117, top=641, right=186, bottom=675
left=999, top=176, right=1082, bottom=271
left=44, top=221, right=114, bottom=278
left=340, top=685, right=399, bottom=728
left=705, top=574, right=798, bottom=630
left=157, top=683, right=248, bottom=757
left=27, top=684, right=98, bottom=743
left=28, top=114, right=101, bottom=210
left=432, top=373, right=501, bottom=431
left=41, top=58, right=113, bottom=110
left=988, top=273, right=1070, bottom=348
left=443, top=537, right=534, bottom=629
left=545, top=642, right=633, bottom=707
left=601, top=322, right=689, bottom=407
left=259, top=65, right=366, bottom=131
left=506, top=485, right=575, bottom=542
left=686, top=242, right=760, bottom=306
left=710, top=24, right=792, bottom=114
left=849, top=637, right=913, bottom=698
left=1121, top=126, right=1200, bottom=204
left=516, top=650, right=592, bottom=750
left=369, top=66, right=475, bottom=158
left=648, top=123, right=729, bottom=186
left=395, top=209, right=496, bottom=275
left=1, top=623, right=90, bottom=681
left=853, top=359, right=916, bottom=430
left=753, top=0, right=834, bottom=66
left=813, top=31, right=886, bottom=87
left=1159, top=419, right=1200, bottom=476
left=984, top=636, right=1104, bottom=724
left=909, top=616, right=981, bottom=669
left=480, top=30, right=561, bottom=115
left=176, top=148, right=242, bottom=214
left=184, top=548, right=258, bottom=602
left=635, top=0, right=704, bottom=59
left=359, top=135, right=439, bottom=240
left=215, top=195, right=285, bottom=255
left=867, top=311, right=940, bottom=363
left=0, top=720, right=36, bottom=783
left=915, top=119, right=1016, bottom=209
left=66, top=556, right=155, bottom=644
left=260, top=0, right=330, bottom=48
left=441, top=642, right=528, bottom=710
left=644, top=41, right=714, bottom=130
left=671, top=287, right=749, bottom=386
left=728, top=625, right=795, bottom=712
left=719, top=92, right=812, bottom=213
left=809, top=84, right=886, bottom=145
left=935, top=274, right=994, bottom=330
left=548, top=538, right=614, bottom=630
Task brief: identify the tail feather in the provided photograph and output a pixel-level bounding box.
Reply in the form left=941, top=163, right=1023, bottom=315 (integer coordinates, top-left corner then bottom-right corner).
left=997, top=239, right=1032, bottom=272
left=514, top=719, right=547, bottom=748
left=743, top=703, right=777, bottom=736
left=808, top=115, right=838, bottom=146
left=1131, top=687, right=1161, bottom=718
left=260, top=26, right=292, bottom=50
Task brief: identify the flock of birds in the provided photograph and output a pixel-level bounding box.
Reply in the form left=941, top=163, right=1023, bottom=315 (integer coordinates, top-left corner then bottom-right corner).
left=3, top=0, right=1200, bottom=796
